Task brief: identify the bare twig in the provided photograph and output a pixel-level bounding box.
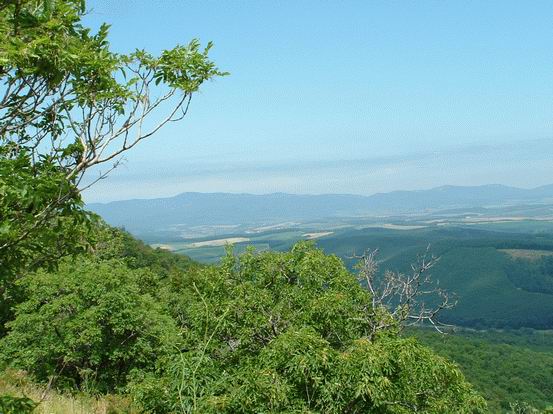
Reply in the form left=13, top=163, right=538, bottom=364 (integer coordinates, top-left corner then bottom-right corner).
left=350, top=246, right=456, bottom=337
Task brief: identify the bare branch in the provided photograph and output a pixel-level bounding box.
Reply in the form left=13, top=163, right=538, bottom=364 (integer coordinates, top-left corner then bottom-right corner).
left=352, top=247, right=456, bottom=337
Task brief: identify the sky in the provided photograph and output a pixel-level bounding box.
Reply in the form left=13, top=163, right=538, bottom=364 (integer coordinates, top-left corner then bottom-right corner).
left=82, top=0, right=553, bottom=203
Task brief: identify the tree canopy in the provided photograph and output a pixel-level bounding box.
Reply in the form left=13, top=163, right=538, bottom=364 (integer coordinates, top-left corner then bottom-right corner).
left=0, top=0, right=225, bottom=331
left=1, top=238, right=487, bottom=413
left=126, top=243, right=486, bottom=413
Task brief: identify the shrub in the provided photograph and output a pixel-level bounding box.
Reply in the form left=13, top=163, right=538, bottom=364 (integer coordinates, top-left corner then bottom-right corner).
left=0, top=258, right=179, bottom=393
left=130, top=242, right=487, bottom=413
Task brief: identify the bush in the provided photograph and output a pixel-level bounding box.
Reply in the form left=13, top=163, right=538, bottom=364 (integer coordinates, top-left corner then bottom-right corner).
left=0, top=258, right=179, bottom=393
left=130, top=242, right=486, bottom=413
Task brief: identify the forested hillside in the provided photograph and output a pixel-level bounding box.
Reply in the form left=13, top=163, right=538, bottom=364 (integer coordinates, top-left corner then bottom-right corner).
left=1, top=225, right=551, bottom=413
left=160, top=224, right=553, bottom=330
left=1, top=224, right=490, bottom=413
left=321, top=226, right=553, bottom=329
left=413, top=329, right=553, bottom=412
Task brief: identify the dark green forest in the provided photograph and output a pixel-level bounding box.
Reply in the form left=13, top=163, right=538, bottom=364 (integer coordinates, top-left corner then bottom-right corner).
left=314, top=226, right=553, bottom=330
left=413, top=329, right=553, bottom=413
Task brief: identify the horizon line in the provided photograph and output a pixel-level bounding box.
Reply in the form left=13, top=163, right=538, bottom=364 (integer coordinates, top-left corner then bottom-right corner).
left=86, top=182, right=552, bottom=205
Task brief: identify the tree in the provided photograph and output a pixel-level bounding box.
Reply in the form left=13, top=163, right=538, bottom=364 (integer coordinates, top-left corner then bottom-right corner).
left=0, top=256, right=179, bottom=393
left=352, top=247, right=456, bottom=335
left=1, top=0, right=225, bottom=181
left=129, top=243, right=487, bottom=413
left=0, top=0, right=225, bottom=330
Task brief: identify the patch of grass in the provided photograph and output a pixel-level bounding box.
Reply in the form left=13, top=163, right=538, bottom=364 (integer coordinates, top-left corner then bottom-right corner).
left=0, top=370, right=138, bottom=414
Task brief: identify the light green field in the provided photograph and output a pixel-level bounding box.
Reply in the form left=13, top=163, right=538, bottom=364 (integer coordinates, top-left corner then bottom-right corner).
left=159, top=229, right=335, bottom=263
left=499, top=248, right=553, bottom=260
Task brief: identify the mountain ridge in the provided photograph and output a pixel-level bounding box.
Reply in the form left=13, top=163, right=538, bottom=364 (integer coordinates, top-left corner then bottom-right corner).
left=88, top=184, right=553, bottom=232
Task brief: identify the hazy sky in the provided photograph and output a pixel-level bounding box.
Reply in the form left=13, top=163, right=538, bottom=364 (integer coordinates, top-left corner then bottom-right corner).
left=83, top=1, right=553, bottom=203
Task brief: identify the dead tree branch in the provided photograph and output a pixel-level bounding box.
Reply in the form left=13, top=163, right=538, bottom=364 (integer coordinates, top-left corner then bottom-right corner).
left=351, top=246, right=457, bottom=336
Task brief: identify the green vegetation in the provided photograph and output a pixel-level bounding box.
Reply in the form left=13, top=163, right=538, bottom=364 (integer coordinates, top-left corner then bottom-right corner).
left=0, top=0, right=223, bottom=336
left=311, top=226, right=553, bottom=330
left=0, top=141, right=94, bottom=335
left=131, top=243, right=486, bottom=413
left=0, top=368, right=138, bottom=413
left=0, top=257, right=178, bottom=392
left=0, top=232, right=487, bottom=412
left=175, top=224, right=553, bottom=330
left=0, top=394, right=37, bottom=414
left=1, top=1, right=551, bottom=413
left=504, top=255, right=553, bottom=295
left=413, top=329, right=553, bottom=413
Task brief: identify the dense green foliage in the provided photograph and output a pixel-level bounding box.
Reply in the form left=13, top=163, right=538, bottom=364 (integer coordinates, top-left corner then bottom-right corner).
left=0, top=235, right=487, bottom=413
left=4, top=221, right=552, bottom=412
left=0, top=257, right=178, bottom=392
left=0, top=149, right=94, bottom=334
left=0, top=225, right=200, bottom=394
left=95, top=227, right=199, bottom=277
left=0, top=394, right=37, bottom=414
left=413, top=329, right=553, bottom=413
left=130, top=244, right=486, bottom=413
left=505, top=256, right=553, bottom=295
left=0, top=0, right=223, bottom=334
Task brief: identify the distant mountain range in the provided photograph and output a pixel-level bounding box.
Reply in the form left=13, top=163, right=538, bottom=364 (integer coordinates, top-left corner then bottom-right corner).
left=88, top=184, right=553, bottom=231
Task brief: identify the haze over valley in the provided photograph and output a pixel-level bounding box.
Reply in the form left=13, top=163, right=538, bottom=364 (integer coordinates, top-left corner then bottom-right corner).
left=89, top=183, right=553, bottom=239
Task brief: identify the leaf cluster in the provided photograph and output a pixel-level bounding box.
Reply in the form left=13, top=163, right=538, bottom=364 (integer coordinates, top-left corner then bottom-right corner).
left=1, top=0, right=226, bottom=172
left=0, top=393, right=37, bottom=414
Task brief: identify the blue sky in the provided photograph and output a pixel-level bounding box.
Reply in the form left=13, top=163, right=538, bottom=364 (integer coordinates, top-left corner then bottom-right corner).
left=83, top=1, right=553, bottom=202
